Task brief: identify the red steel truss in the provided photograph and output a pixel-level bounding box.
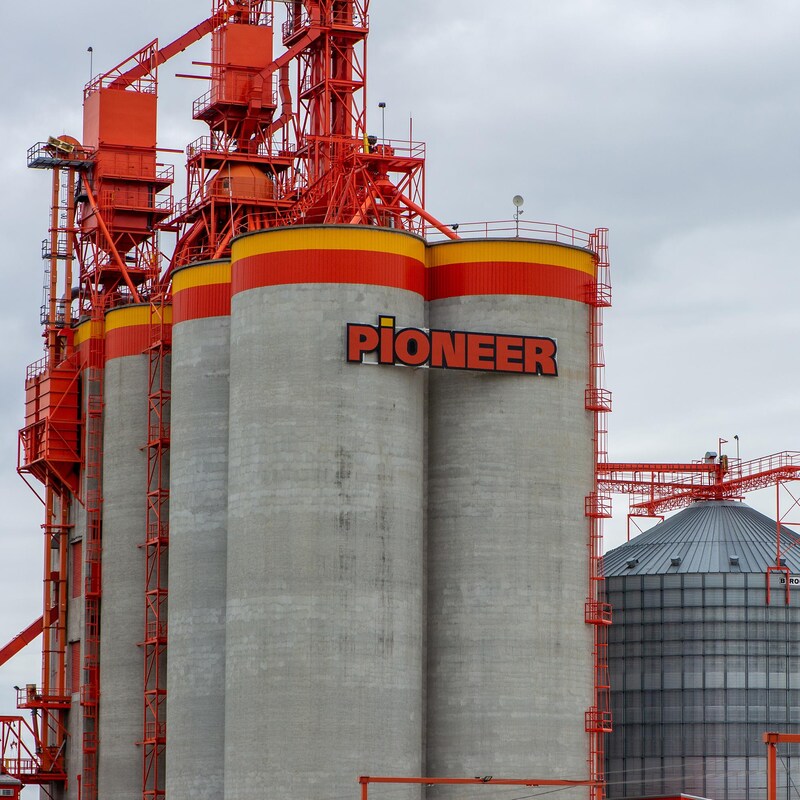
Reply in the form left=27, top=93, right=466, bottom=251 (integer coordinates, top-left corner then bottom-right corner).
left=599, top=452, right=800, bottom=606
left=0, top=716, right=66, bottom=786
left=598, top=451, right=800, bottom=517
left=584, top=229, right=613, bottom=800
left=3, top=150, right=83, bottom=798
left=0, top=618, right=44, bottom=667
left=280, top=0, right=450, bottom=235
left=167, top=0, right=454, bottom=270
left=168, top=1, right=292, bottom=266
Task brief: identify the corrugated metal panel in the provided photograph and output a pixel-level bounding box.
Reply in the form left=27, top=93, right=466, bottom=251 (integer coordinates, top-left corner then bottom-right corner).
left=604, top=501, right=800, bottom=575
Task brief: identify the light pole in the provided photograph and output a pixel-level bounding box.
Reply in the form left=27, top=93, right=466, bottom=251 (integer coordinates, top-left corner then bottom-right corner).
left=378, top=101, right=386, bottom=142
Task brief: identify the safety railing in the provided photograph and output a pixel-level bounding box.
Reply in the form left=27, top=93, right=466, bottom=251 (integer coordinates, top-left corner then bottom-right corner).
left=193, top=77, right=278, bottom=118
left=41, top=234, right=71, bottom=261
left=84, top=41, right=158, bottom=96
left=281, top=5, right=310, bottom=41
left=426, top=219, right=595, bottom=247
left=98, top=189, right=173, bottom=214
left=283, top=1, right=367, bottom=41
left=206, top=176, right=275, bottom=202
left=97, top=156, right=174, bottom=185
left=27, top=140, right=94, bottom=170
left=737, top=451, right=800, bottom=479
left=1, top=757, right=38, bottom=776
left=365, top=137, right=426, bottom=160
left=26, top=356, right=49, bottom=381
left=192, top=88, right=214, bottom=117
left=15, top=685, right=71, bottom=710
left=162, top=198, right=189, bottom=227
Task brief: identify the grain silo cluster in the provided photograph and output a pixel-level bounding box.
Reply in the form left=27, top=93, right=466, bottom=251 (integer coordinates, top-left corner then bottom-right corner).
left=59, top=227, right=600, bottom=800
left=1, top=3, right=799, bottom=800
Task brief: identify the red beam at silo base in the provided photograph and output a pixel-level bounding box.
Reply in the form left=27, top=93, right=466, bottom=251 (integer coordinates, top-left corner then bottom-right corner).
left=764, top=732, right=800, bottom=800
left=358, top=776, right=597, bottom=800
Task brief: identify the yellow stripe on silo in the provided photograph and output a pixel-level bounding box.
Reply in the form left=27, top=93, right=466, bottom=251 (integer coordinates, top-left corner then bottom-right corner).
left=427, top=240, right=595, bottom=275
left=172, top=261, right=232, bottom=294
left=74, top=319, right=104, bottom=346
left=233, top=227, right=426, bottom=262
left=105, top=305, right=173, bottom=332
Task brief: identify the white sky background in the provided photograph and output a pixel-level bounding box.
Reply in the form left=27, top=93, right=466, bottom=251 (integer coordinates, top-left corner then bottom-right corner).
left=0, top=0, right=799, bottom=738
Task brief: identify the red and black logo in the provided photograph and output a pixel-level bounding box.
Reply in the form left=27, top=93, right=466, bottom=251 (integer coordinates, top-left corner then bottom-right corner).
left=347, top=316, right=557, bottom=376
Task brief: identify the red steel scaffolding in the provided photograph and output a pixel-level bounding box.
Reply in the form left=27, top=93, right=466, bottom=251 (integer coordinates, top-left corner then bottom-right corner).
left=599, top=452, right=800, bottom=604
left=584, top=228, right=613, bottom=800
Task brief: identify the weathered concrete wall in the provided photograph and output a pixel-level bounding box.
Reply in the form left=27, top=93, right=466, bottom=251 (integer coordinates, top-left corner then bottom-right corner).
left=426, top=241, right=595, bottom=796
left=167, top=306, right=230, bottom=800
left=98, top=352, right=148, bottom=800
left=61, top=325, right=100, bottom=800
left=224, top=227, right=426, bottom=800
left=64, top=459, right=86, bottom=800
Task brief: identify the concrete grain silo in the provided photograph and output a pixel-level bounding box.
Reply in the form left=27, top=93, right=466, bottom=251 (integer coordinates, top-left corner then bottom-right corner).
left=98, top=305, right=154, bottom=800
left=64, top=317, right=103, bottom=800
left=605, top=501, right=800, bottom=800
left=223, top=226, right=427, bottom=800
left=167, top=260, right=232, bottom=800
left=425, top=239, right=597, bottom=793
left=8, top=222, right=608, bottom=800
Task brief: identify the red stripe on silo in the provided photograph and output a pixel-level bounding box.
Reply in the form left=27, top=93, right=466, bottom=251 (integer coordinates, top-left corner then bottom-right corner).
left=173, top=284, right=231, bottom=323
left=105, top=325, right=151, bottom=360
left=76, top=339, right=90, bottom=367
left=232, top=250, right=426, bottom=296
left=233, top=252, right=589, bottom=301
left=426, top=261, right=591, bottom=302
left=75, top=338, right=103, bottom=367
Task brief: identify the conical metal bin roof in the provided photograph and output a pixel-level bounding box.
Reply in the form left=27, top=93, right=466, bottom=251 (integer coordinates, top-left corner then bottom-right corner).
left=603, top=500, right=800, bottom=575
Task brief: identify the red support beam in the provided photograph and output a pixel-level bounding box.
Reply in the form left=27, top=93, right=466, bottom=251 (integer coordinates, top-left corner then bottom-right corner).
left=358, top=775, right=597, bottom=796
left=763, top=732, right=800, bottom=800
left=0, top=617, right=44, bottom=668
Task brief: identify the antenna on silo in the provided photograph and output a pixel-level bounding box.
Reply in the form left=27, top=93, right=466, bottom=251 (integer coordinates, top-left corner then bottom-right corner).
left=512, top=195, right=524, bottom=237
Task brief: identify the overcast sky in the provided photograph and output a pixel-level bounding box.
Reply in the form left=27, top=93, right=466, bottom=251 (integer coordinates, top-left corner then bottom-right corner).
left=1, top=0, right=799, bottom=736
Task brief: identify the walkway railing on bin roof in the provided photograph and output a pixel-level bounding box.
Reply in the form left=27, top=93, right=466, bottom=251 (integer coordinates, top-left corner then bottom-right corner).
left=426, top=219, right=595, bottom=248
